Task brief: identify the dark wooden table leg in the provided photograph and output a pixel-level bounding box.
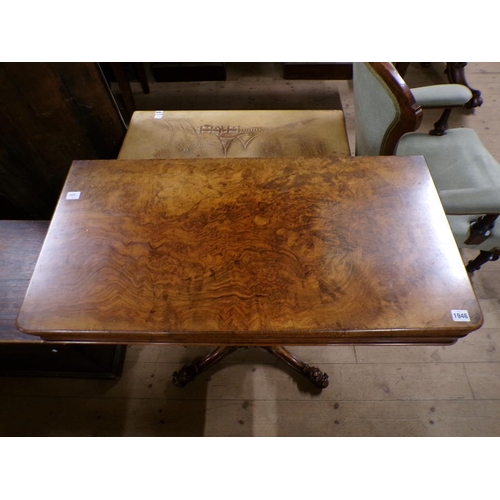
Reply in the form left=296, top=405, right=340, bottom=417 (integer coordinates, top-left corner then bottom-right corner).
left=172, top=346, right=238, bottom=387
left=446, top=63, right=483, bottom=108
left=262, top=346, right=329, bottom=389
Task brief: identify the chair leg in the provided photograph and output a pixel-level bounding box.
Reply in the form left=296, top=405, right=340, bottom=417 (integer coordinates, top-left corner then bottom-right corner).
left=429, top=108, right=452, bottom=136
left=466, top=250, right=500, bottom=273
left=464, top=214, right=499, bottom=245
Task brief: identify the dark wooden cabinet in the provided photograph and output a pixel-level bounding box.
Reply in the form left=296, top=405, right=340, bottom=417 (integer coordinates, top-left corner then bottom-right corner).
left=0, top=62, right=126, bottom=219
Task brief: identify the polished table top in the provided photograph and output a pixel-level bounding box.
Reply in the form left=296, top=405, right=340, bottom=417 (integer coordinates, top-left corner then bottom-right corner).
left=18, top=156, right=482, bottom=345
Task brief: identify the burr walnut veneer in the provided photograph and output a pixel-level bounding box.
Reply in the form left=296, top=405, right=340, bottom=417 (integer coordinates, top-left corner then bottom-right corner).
left=17, top=157, right=482, bottom=386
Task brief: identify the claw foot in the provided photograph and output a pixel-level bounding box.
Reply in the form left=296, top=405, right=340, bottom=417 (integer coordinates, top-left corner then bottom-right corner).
left=172, top=364, right=199, bottom=387
left=303, top=365, right=329, bottom=389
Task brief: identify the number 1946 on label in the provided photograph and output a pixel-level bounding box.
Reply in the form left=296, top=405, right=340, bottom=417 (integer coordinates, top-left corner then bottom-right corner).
left=451, top=310, right=470, bottom=322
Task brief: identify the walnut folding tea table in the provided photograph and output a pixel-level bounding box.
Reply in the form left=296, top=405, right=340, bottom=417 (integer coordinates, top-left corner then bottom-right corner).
left=18, top=156, right=483, bottom=389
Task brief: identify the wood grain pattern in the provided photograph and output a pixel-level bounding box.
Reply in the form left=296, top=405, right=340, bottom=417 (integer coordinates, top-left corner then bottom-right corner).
left=0, top=220, right=127, bottom=378
left=17, top=156, right=482, bottom=344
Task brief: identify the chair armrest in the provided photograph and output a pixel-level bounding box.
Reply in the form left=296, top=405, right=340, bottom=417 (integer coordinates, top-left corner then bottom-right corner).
left=411, top=84, right=473, bottom=108
left=439, top=188, right=500, bottom=214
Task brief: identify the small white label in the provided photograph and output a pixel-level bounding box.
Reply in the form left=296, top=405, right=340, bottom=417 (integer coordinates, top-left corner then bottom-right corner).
left=66, top=191, right=81, bottom=200
left=451, top=310, right=470, bottom=322
left=154, top=110, right=164, bottom=119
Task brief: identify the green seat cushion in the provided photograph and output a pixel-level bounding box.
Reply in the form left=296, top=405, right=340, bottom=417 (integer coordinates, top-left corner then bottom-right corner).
left=396, top=128, right=500, bottom=191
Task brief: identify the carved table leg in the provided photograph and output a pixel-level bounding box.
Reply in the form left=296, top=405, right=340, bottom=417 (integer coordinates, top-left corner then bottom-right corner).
left=172, top=346, right=238, bottom=387
left=262, top=346, right=329, bottom=389
left=446, top=62, right=483, bottom=108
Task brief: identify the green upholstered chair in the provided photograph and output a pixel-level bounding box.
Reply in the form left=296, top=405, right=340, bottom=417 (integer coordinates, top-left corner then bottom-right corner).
left=353, top=62, right=500, bottom=272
